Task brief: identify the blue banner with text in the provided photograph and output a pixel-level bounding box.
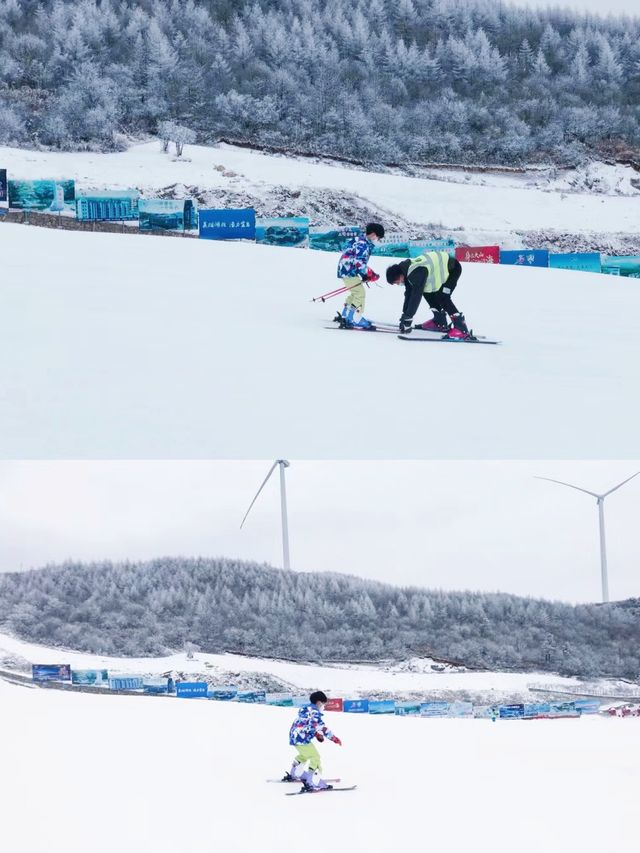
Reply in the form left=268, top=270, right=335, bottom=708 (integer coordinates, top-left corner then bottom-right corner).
left=500, top=249, right=549, bottom=267
left=176, top=681, right=208, bottom=698
left=343, top=699, right=370, bottom=714
left=199, top=208, right=256, bottom=240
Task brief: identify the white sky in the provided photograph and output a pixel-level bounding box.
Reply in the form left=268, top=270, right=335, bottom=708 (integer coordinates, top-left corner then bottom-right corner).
left=0, top=461, right=638, bottom=605
left=505, top=0, right=640, bottom=16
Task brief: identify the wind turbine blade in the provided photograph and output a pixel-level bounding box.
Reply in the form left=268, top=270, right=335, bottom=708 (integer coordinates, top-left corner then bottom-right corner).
left=534, top=476, right=599, bottom=499
left=240, top=461, right=278, bottom=529
left=602, top=471, right=640, bottom=498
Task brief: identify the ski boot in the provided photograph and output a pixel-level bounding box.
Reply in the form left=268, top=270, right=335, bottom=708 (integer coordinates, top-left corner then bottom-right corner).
left=352, top=316, right=375, bottom=330
left=282, top=760, right=305, bottom=783
left=339, top=305, right=356, bottom=328
left=446, top=313, right=473, bottom=341
left=300, top=768, right=333, bottom=793
left=418, top=310, right=449, bottom=332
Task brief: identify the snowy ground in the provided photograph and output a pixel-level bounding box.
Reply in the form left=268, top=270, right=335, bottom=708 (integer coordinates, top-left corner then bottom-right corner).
left=0, top=632, right=597, bottom=702
left=2, top=140, right=640, bottom=248
left=1, top=221, right=639, bottom=458
left=1, top=676, right=637, bottom=853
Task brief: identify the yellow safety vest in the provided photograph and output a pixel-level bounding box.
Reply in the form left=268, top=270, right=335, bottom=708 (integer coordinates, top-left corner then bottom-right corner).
left=407, top=251, right=450, bottom=293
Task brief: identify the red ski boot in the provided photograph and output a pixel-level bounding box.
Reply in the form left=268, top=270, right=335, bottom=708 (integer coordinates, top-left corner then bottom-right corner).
left=418, top=310, right=449, bottom=332
left=446, top=313, right=473, bottom=341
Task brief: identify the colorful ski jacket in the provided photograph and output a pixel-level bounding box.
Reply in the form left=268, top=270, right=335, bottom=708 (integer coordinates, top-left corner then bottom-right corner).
left=289, top=704, right=335, bottom=745
left=337, top=234, right=374, bottom=279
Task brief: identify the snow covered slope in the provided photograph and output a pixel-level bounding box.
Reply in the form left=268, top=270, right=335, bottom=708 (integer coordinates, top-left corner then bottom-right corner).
left=2, top=141, right=639, bottom=245
left=1, top=676, right=636, bottom=853
left=1, top=222, right=639, bottom=458
left=0, top=632, right=592, bottom=700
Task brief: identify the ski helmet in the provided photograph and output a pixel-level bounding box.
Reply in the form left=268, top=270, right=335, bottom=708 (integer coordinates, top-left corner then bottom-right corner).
left=386, top=263, right=404, bottom=284
left=365, top=222, right=385, bottom=239
left=310, top=690, right=328, bottom=705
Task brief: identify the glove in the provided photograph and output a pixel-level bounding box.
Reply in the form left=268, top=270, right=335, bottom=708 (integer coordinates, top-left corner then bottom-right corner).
left=315, top=731, right=325, bottom=742
left=364, top=268, right=380, bottom=283
left=330, top=735, right=342, bottom=746
left=399, top=317, right=413, bottom=334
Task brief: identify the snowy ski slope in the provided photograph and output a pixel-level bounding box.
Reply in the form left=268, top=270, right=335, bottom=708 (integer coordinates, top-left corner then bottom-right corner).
left=2, top=140, right=639, bottom=239
left=0, top=632, right=586, bottom=697
left=1, top=221, right=639, bottom=458
left=1, top=676, right=636, bottom=853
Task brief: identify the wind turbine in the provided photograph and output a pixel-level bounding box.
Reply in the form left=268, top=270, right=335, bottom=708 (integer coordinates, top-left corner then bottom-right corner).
left=240, top=460, right=291, bottom=570
left=535, top=471, right=639, bottom=603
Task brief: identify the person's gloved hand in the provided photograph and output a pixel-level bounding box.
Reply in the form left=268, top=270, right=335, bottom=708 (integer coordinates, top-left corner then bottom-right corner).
left=399, top=317, right=413, bottom=334
left=330, top=735, right=342, bottom=746
left=315, top=731, right=325, bottom=742
left=364, top=268, right=380, bottom=283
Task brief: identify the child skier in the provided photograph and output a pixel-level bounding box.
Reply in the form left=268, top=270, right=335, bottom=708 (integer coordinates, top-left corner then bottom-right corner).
left=336, top=223, right=385, bottom=329
left=385, top=251, right=472, bottom=339
left=282, top=690, right=342, bottom=791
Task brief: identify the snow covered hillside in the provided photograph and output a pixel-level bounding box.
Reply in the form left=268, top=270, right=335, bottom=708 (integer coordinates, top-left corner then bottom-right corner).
left=1, top=221, right=639, bottom=459
left=1, top=676, right=636, bottom=853
left=2, top=141, right=640, bottom=249
left=0, top=632, right=623, bottom=705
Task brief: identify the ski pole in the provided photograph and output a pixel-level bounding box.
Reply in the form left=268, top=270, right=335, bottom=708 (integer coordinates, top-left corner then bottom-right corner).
left=311, top=281, right=368, bottom=303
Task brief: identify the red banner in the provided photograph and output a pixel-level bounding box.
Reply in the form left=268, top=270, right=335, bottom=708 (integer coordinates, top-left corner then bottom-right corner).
left=455, top=246, right=500, bottom=264
left=324, top=698, right=344, bottom=712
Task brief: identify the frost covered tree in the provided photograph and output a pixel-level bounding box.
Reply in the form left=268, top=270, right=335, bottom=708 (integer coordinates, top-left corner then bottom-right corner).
left=0, top=557, right=638, bottom=680
left=0, top=0, right=638, bottom=164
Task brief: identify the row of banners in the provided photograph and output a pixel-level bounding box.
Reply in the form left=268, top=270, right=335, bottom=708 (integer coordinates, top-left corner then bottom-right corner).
left=30, top=665, right=603, bottom=719
left=2, top=176, right=638, bottom=276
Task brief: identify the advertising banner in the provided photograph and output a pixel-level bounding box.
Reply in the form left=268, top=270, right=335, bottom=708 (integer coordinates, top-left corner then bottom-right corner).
left=408, top=239, right=456, bottom=258
left=208, top=688, right=238, bottom=701
left=549, top=252, right=601, bottom=273
left=176, top=681, right=208, bottom=698
left=368, top=700, right=396, bottom=715
left=473, top=706, right=498, bottom=719
left=32, top=664, right=71, bottom=683
left=139, top=198, right=197, bottom=231
left=71, top=669, right=109, bottom=686
left=255, top=216, right=309, bottom=248
left=372, top=233, right=411, bottom=258
left=199, top=208, right=256, bottom=240
left=573, top=699, right=601, bottom=715
left=143, top=678, right=170, bottom=694
left=0, top=169, right=6, bottom=202
left=266, top=693, right=294, bottom=706
left=108, top=676, right=144, bottom=691
left=324, top=698, right=344, bottom=712
left=343, top=699, right=369, bottom=714
left=602, top=256, right=640, bottom=278
left=448, top=701, right=474, bottom=718
left=548, top=701, right=579, bottom=718
left=419, top=702, right=450, bottom=717
left=76, top=191, right=139, bottom=221
left=395, top=702, right=421, bottom=716
left=8, top=179, right=76, bottom=212
left=292, top=696, right=309, bottom=707
left=500, top=249, right=550, bottom=268
left=455, top=246, right=500, bottom=264
left=523, top=703, right=551, bottom=719
left=235, top=690, right=267, bottom=704
left=309, top=226, right=362, bottom=252
left=499, top=704, right=525, bottom=719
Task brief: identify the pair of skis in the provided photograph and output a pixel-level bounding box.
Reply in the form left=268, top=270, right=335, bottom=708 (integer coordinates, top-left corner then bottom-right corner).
left=267, top=777, right=357, bottom=795
left=327, top=316, right=500, bottom=345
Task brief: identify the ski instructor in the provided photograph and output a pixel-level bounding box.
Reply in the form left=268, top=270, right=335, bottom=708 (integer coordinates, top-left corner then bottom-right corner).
left=385, top=251, right=472, bottom=340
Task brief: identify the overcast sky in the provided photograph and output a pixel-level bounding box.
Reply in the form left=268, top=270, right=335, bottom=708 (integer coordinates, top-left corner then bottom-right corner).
left=0, top=461, right=638, bottom=605
left=505, top=0, right=639, bottom=16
